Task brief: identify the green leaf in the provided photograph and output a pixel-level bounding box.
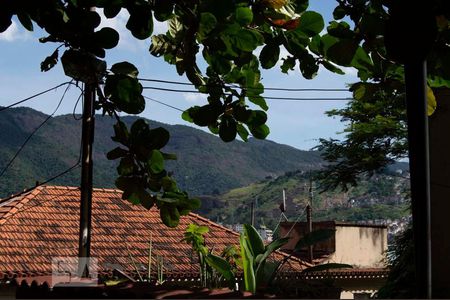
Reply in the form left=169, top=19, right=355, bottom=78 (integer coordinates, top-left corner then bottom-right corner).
left=326, top=39, right=358, bottom=66
left=126, top=7, right=153, bottom=40
left=250, top=124, right=270, bottom=139
left=160, top=205, right=180, bottom=228
left=17, top=13, right=33, bottom=31
left=148, top=127, right=170, bottom=149
left=260, top=44, right=280, bottom=69
left=105, top=75, right=145, bottom=114
left=168, top=17, right=183, bottom=38
left=153, top=0, right=174, bottom=21
left=94, top=27, right=119, bottom=49
left=107, top=147, right=128, bottom=160
left=150, top=34, right=174, bottom=57
left=240, top=233, right=256, bottom=293
left=182, top=110, right=194, bottom=123
left=243, top=224, right=265, bottom=257
left=237, top=123, right=249, bottom=142
left=234, top=29, right=262, bottom=52
left=303, top=263, right=353, bottom=273
left=294, top=229, right=335, bottom=252
left=111, top=61, right=139, bottom=78
left=293, top=0, right=309, bottom=13
left=104, top=5, right=122, bottom=18
left=333, top=6, right=346, bottom=20
left=40, top=49, right=59, bottom=72
left=235, top=7, right=253, bottom=26
left=148, top=149, right=164, bottom=174
left=299, top=53, right=319, bottom=79
left=327, top=21, right=353, bottom=39
left=248, top=95, right=268, bottom=111
left=112, top=120, right=129, bottom=145
left=206, top=254, right=235, bottom=286
left=117, top=156, right=136, bottom=175
left=298, top=11, right=324, bottom=37
left=198, top=12, right=217, bottom=41
left=321, top=60, right=345, bottom=75
left=255, top=237, right=289, bottom=265
left=219, top=115, right=237, bottom=142
left=247, top=110, right=267, bottom=126
left=280, top=56, right=296, bottom=73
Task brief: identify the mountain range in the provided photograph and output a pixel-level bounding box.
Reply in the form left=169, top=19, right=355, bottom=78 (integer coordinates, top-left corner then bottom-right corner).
left=0, top=107, right=324, bottom=198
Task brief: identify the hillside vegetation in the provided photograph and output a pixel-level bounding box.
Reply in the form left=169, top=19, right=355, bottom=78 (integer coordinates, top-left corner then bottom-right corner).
left=0, top=107, right=323, bottom=197
left=200, top=169, right=410, bottom=230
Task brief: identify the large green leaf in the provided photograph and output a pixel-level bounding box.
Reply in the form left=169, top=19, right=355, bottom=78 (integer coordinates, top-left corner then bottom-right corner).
left=297, top=11, right=324, bottom=37
left=111, top=61, right=139, bottom=78
left=105, top=75, right=145, bottom=114
left=148, top=149, right=164, bottom=174
left=219, top=115, right=237, bottom=142
left=326, top=39, right=358, bottom=66
left=302, top=263, right=353, bottom=273
left=240, top=233, right=256, bottom=293
left=299, top=53, right=319, bottom=79
left=259, top=43, right=280, bottom=69
left=205, top=254, right=236, bottom=288
left=294, top=228, right=335, bottom=252
left=249, top=124, right=270, bottom=139
left=198, top=12, right=217, bottom=41
left=93, top=27, right=119, bottom=49
left=255, top=237, right=289, bottom=265
left=126, top=6, right=153, bottom=40
left=243, top=224, right=265, bottom=257
left=160, top=205, right=180, bottom=228
left=235, top=7, right=253, bottom=26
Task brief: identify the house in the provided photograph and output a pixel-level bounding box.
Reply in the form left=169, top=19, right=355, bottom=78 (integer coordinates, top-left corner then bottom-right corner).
left=280, top=221, right=389, bottom=299
left=0, top=185, right=313, bottom=297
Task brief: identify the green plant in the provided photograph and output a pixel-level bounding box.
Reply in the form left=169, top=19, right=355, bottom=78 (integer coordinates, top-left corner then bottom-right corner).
left=156, top=255, right=165, bottom=285
left=182, top=223, right=211, bottom=287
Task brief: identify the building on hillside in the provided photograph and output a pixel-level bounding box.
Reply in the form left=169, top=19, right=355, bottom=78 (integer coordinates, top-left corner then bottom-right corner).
left=0, top=185, right=315, bottom=298
left=280, top=221, right=389, bottom=299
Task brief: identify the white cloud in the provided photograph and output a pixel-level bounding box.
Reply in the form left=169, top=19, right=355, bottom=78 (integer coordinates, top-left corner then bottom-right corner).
left=0, top=20, right=32, bottom=42
left=183, top=92, right=207, bottom=103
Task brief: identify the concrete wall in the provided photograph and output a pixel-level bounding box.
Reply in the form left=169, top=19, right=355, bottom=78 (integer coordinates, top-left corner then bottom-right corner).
left=325, top=225, right=387, bottom=268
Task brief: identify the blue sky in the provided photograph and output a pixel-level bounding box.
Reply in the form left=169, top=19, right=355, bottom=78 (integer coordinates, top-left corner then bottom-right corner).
left=0, top=0, right=357, bottom=150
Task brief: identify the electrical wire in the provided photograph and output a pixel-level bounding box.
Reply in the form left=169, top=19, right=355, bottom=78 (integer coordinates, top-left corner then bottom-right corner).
left=0, top=81, right=73, bottom=113
left=142, top=86, right=352, bottom=101
left=138, top=77, right=349, bottom=92
left=143, top=95, right=185, bottom=112
left=0, top=82, right=73, bottom=179
left=72, top=89, right=84, bottom=121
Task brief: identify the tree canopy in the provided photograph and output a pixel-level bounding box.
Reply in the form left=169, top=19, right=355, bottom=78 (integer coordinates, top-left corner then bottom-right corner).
left=2, top=0, right=450, bottom=224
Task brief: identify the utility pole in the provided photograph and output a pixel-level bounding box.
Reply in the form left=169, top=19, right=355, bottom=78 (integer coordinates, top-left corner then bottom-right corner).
left=307, top=177, right=314, bottom=263
left=385, top=3, right=436, bottom=297
left=77, top=82, right=96, bottom=277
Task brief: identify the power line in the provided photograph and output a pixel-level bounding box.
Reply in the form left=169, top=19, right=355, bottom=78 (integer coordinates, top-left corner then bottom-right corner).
left=138, top=77, right=349, bottom=92
left=143, top=95, right=185, bottom=112
left=0, top=81, right=73, bottom=113
left=0, top=82, right=74, bottom=179
left=142, top=86, right=351, bottom=101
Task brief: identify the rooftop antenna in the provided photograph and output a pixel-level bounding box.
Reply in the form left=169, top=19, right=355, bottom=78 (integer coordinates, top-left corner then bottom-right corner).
left=279, top=189, right=288, bottom=221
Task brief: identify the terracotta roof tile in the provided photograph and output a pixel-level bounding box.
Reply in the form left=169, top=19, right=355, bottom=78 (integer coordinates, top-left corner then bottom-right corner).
left=0, top=185, right=310, bottom=280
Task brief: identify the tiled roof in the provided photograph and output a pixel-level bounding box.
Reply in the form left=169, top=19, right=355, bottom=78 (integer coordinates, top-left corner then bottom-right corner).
left=0, top=185, right=310, bottom=281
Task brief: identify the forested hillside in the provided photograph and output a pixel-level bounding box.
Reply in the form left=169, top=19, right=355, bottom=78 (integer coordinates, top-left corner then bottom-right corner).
left=0, top=107, right=323, bottom=197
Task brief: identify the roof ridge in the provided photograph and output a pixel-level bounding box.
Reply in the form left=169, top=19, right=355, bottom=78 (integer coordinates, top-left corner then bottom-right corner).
left=0, top=185, right=43, bottom=204
left=188, top=212, right=241, bottom=237
left=0, top=186, right=45, bottom=224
